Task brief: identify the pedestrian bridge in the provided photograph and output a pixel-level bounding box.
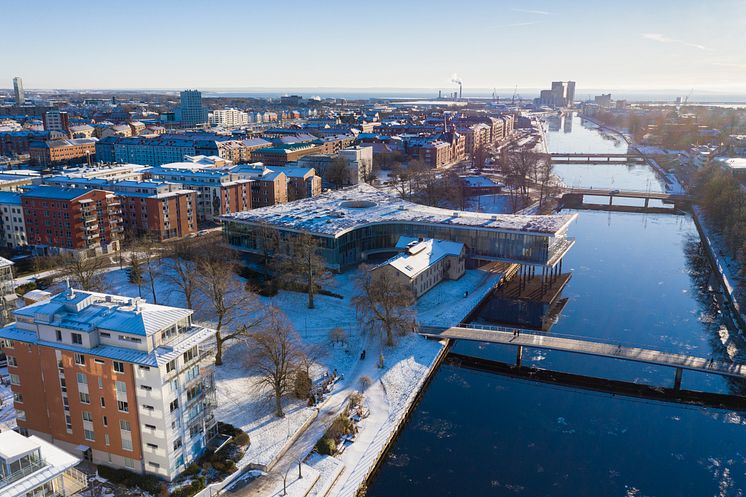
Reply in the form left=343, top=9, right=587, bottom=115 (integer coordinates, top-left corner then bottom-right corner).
left=562, top=188, right=690, bottom=202
left=550, top=153, right=646, bottom=164
left=419, top=323, right=746, bottom=391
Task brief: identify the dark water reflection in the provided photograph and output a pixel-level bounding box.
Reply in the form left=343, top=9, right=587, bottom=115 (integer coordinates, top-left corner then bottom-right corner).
left=366, top=114, right=746, bottom=497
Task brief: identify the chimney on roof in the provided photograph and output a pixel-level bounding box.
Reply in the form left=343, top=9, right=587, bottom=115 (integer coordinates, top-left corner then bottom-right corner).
left=64, top=278, right=75, bottom=299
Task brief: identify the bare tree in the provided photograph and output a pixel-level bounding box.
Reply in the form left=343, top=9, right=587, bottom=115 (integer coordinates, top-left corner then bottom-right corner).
left=128, top=253, right=144, bottom=297
left=325, top=156, right=351, bottom=189
left=353, top=265, right=417, bottom=365
left=55, top=255, right=109, bottom=292
left=473, top=144, right=489, bottom=171
left=163, top=239, right=200, bottom=309
left=276, top=233, right=329, bottom=309
left=197, top=244, right=266, bottom=365
left=139, top=237, right=162, bottom=305
left=254, top=222, right=280, bottom=268
left=247, top=309, right=305, bottom=417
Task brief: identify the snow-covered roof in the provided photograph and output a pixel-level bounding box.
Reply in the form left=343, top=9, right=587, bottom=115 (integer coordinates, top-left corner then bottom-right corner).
left=716, top=156, right=746, bottom=171
left=383, top=237, right=463, bottom=279
left=14, top=289, right=192, bottom=337
left=221, top=184, right=574, bottom=236
left=0, top=432, right=80, bottom=497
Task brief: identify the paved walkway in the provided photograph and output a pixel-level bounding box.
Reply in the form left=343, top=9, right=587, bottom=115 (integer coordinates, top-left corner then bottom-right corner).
left=422, top=325, right=746, bottom=379
left=228, top=333, right=384, bottom=496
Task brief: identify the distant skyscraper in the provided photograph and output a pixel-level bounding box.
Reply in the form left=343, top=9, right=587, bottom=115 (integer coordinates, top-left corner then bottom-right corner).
left=12, top=77, right=24, bottom=105
left=550, top=81, right=566, bottom=107
left=566, top=81, right=576, bottom=107
left=179, top=89, right=207, bottom=126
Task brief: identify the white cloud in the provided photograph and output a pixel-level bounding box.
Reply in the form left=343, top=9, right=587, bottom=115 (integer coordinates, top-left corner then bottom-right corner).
left=642, top=32, right=708, bottom=51
left=511, top=8, right=552, bottom=15
left=498, top=21, right=542, bottom=28
left=712, top=62, right=746, bottom=69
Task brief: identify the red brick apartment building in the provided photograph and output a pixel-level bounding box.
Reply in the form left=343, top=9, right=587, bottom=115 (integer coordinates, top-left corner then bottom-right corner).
left=21, top=186, right=123, bottom=256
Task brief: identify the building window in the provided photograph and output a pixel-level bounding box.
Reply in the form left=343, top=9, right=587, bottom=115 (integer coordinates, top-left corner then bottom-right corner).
left=120, top=420, right=131, bottom=431
left=166, top=359, right=177, bottom=374
left=115, top=381, right=126, bottom=393
left=146, top=443, right=158, bottom=449
left=173, top=439, right=182, bottom=451
left=103, top=416, right=108, bottom=427
left=71, top=333, right=83, bottom=345
left=82, top=411, right=93, bottom=422
left=16, top=409, right=26, bottom=421
left=11, top=373, right=23, bottom=385
left=84, top=429, right=95, bottom=441
left=74, top=353, right=85, bottom=365
left=117, top=400, right=129, bottom=412
left=145, top=424, right=156, bottom=430
left=105, top=434, right=110, bottom=446
left=140, top=385, right=152, bottom=391
left=100, top=332, right=111, bottom=338
left=100, top=397, right=106, bottom=407
left=98, top=377, right=103, bottom=389
left=113, top=361, right=125, bottom=374
left=55, top=329, right=62, bottom=341
left=80, top=392, right=90, bottom=404
left=77, top=372, right=87, bottom=384
left=13, top=392, right=23, bottom=403
left=169, top=399, right=179, bottom=412
left=148, top=462, right=160, bottom=469
left=6, top=355, right=16, bottom=367
left=124, top=457, right=135, bottom=469
left=122, top=438, right=133, bottom=451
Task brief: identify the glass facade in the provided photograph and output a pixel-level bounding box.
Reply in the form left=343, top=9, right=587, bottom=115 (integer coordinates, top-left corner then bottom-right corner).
left=223, top=219, right=573, bottom=270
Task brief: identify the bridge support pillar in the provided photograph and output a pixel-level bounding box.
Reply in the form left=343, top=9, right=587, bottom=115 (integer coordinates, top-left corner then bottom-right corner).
left=674, top=367, right=683, bottom=391
left=609, top=195, right=613, bottom=207
left=516, top=345, right=523, bottom=367
left=644, top=198, right=650, bottom=208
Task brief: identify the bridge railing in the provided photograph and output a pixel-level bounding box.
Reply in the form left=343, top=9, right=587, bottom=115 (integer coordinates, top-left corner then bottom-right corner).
left=438, top=322, right=682, bottom=353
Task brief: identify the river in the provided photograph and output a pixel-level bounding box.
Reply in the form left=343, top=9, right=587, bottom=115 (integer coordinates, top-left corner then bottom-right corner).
left=366, top=113, right=746, bottom=497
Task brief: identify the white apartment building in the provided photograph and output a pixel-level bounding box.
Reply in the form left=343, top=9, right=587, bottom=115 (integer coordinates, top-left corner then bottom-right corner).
left=339, top=145, right=373, bottom=185
left=209, top=109, right=249, bottom=128
left=0, top=192, right=26, bottom=249
left=0, top=287, right=218, bottom=481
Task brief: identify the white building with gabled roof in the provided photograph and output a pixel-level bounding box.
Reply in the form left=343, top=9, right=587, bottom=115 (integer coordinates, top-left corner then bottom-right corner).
left=372, top=236, right=465, bottom=297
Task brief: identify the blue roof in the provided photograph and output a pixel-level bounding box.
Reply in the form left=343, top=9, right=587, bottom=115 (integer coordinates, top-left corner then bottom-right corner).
left=21, top=186, right=104, bottom=200
left=0, top=192, right=22, bottom=205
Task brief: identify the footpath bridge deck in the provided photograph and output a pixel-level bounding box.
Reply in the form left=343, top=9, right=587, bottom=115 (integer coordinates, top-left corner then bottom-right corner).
left=549, top=152, right=647, bottom=164
left=420, top=324, right=746, bottom=388
left=562, top=188, right=691, bottom=201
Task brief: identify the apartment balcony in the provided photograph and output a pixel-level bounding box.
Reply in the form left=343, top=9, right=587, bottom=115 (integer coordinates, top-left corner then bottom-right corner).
left=111, top=225, right=124, bottom=234
left=0, top=457, right=46, bottom=488
left=108, top=208, right=123, bottom=216
left=84, top=224, right=99, bottom=232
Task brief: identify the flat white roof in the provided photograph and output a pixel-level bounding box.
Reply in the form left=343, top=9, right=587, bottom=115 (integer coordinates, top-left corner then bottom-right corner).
left=0, top=431, right=38, bottom=461
left=221, top=184, right=574, bottom=236
left=386, top=237, right=464, bottom=279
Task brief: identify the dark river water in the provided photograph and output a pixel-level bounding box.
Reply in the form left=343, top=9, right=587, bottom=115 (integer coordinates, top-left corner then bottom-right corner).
left=366, top=114, right=746, bottom=497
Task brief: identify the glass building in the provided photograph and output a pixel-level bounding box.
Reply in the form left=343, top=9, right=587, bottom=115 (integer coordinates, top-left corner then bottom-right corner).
left=221, top=185, right=576, bottom=271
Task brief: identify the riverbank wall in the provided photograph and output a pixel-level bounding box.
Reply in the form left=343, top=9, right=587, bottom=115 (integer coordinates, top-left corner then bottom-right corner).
left=348, top=340, right=451, bottom=497
left=691, top=207, right=746, bottom=333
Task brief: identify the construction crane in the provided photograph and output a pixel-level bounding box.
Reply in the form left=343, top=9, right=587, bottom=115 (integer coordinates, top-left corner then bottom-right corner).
left=511, top=85, right=520, bottom=105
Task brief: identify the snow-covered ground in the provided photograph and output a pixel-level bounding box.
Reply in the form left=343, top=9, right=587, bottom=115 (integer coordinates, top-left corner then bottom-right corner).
left=465, top=194, right=513, bottom=214
left=2, top=256, right=501, bottom=497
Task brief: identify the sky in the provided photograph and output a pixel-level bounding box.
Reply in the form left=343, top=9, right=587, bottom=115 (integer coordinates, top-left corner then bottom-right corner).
left=3, top=0, right=746, bottom=93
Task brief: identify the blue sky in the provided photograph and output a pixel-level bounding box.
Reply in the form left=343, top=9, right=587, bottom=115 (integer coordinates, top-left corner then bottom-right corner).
left=4, top=0, right=746, bottom=92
